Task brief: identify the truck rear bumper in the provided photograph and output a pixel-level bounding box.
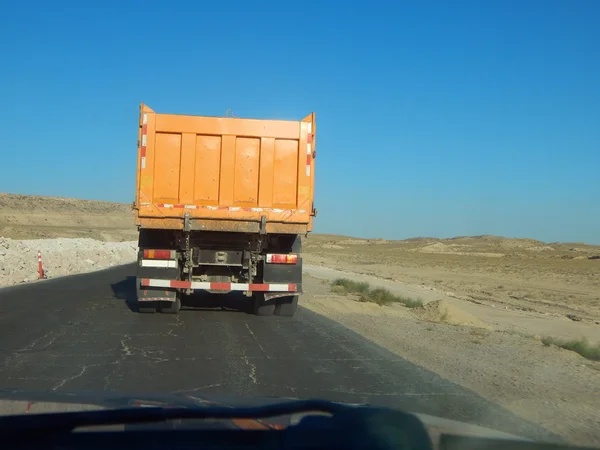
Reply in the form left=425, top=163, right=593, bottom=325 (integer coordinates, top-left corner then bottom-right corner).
left=140, top=278, right=298, bottom=294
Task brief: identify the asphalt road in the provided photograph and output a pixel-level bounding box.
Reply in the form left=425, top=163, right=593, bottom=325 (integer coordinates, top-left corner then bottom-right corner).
left=0, top=265, right=557, bottom=441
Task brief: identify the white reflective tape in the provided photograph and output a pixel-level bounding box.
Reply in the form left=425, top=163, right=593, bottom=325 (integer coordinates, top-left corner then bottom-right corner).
left=190, top=281, right=211, bottom=289
left=269, top=283, right=292, bottom=291
left=144, top=279, right=171, bottom=288
left=139, top=297, right=173, bottom=302
left=184, top=205, right=197, bottom=209
left=271, top=208, right=284, bottom=213
left=308, top=122, right=312, bottom=133
left=207, top=206, right=218, bottom=210
left=307, top=143, right=312, bottom=154
left=141, top=259, right=177, bottom=268
left=162, top=204, right=173, bottom=208
left=143, top=114, right=148, bottom=125
left=141, top=157, right=146, bottom=169
left=141, top=135, right=147, bottom=146
left=187, top=282, right=247, bottom=291
left=306, top=166, right=311, bottom=176
left=251, top=207, right=263, bottom=212
left=229, top=207, right=241, bottom=211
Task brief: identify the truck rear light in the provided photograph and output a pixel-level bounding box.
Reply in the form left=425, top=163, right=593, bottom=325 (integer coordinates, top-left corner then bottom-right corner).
left=143, top=249, right=176, bottom=260
left=266, top=254, right=298, bottom=264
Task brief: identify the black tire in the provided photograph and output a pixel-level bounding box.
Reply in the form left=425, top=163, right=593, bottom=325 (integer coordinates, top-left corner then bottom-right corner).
left=275, top=295, right=299, bottom=317
left=136, top=278, right=158, bottom=313
left=253, top=293, right=275, bottom=316
left=160, top=294, right=181, bottom=314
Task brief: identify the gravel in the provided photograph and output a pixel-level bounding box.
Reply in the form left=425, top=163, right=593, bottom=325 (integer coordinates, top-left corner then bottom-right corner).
left=0, top=237, right=137, bottom=288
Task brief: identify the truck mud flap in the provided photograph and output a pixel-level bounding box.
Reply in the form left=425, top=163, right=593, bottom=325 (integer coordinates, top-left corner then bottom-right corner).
left=137, top=284, right=177, bottom=302
left=137, top=252, right=179, bottom=302
left=262, top=257, right=303, bottom=294
left=264, top=292, right=297, bottom=301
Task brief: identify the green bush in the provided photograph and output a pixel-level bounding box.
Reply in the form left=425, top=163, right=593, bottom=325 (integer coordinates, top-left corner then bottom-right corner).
left=331, top=278, right=423, bottom=308
left=331, top=278, right=370, bottom=293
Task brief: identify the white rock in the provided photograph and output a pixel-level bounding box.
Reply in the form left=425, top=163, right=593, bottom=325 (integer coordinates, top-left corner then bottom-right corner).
left=0, top=238, right=137, bottom=288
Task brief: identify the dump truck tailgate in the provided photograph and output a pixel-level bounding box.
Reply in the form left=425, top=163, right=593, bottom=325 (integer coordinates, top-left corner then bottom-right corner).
left=135, top=104, right=315, bottom=233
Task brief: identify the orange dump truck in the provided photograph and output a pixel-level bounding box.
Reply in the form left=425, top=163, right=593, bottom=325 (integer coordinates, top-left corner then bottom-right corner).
left=133, top=103, right=316, bottom=316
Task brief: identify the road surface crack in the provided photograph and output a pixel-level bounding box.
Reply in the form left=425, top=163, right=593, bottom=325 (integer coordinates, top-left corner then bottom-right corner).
left=243, top=356, right=258, bottom=384
left=245, top=323, right=268, bottom=358
left=120, top=336, right=132, bottom=356
left=52, top=365, right=90, bottom=391
left=171, top=384, right=223, bottom=394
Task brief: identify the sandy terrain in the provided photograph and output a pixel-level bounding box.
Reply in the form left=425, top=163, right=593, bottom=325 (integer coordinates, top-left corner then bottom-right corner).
left=303, top=234, right=600, bottom=324
left=0, top=193, right=138, bottom=287
left=1, top=193, right=599, bottom=444
left=302, top=267, right=600, bottom=446
left=0, top=193, right=136, bottom=242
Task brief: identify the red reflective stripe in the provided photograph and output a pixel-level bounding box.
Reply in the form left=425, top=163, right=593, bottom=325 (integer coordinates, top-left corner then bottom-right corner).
left=152, top=204, right=305, bottom=214
left=307, top=134, right=313, bottom=144
left=140, top=279, right=298, bottom=292
left=141, top=124, right=147, bottom=135
left=249, top=284, right=269, bottom=291
left=306, top=154, right=311, bottom=166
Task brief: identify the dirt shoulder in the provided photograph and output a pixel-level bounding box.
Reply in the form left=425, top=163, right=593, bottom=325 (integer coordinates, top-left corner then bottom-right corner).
left=303, top=234, right=600, bottom=324
left=301, top=268, right=600, bottom=446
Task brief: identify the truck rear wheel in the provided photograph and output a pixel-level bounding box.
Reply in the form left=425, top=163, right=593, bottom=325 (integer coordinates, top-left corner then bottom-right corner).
left=138, top=304, right=158, bottom=313
left=275, top=295, right=299, bottom=317
left=252, top=293, right=275, bottom=316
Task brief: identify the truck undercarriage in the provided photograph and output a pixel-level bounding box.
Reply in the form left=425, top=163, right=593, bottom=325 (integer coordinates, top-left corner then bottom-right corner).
left=136, top=218, right=303, bottom=317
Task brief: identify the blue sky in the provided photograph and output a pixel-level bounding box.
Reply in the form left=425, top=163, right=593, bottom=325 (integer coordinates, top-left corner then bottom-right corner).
left=1, top=0, right=599, bottom=243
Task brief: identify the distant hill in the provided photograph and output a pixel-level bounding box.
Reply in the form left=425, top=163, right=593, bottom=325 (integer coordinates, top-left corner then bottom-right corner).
left=0, top=193, right=135, bottom=241
left=1, top=193, right=598, bottom=253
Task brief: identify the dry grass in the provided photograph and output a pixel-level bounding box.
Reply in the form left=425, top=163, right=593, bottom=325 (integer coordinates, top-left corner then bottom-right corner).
left=541, top=336, right=600, bottom=361
left=331, top=278, right=423, bottom=308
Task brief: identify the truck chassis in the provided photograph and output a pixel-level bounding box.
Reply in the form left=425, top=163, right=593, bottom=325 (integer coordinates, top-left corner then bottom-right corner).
left=136, top=214, right=302, bottom=316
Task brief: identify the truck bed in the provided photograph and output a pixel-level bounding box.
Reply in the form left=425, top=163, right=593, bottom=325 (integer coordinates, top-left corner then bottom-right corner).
left=134, top=104, right=316, bottom=234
